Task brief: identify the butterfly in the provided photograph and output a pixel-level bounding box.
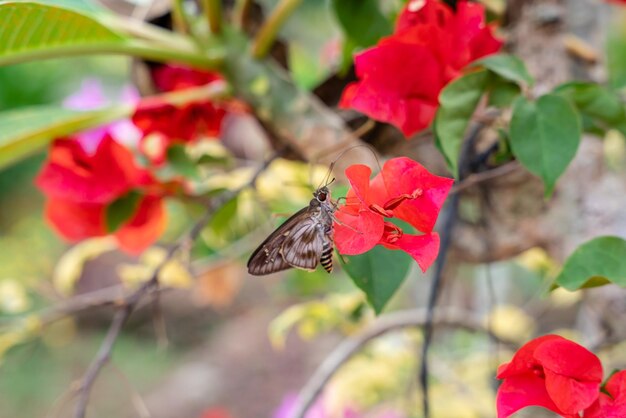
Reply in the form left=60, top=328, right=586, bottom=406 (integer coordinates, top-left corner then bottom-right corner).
left=247, top=185, right=336, bottom=276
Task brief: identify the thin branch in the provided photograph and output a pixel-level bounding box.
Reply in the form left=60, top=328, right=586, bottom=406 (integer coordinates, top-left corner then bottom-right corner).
left=450, top=161, right=521, bottom=195
left=72, top=152, right=282, bottom=418
left=251, top=0, right=304, bottom=59
left=233, top=0, right=253, bottom=29
left=288, top=308, right=516, bottom=418
left=201, top=0, right=223, bottom=34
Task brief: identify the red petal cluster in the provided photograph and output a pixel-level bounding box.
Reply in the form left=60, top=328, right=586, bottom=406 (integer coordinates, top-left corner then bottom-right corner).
left=36, top=135, right=167, bottom=254
left=496, top=335, right=603, bottom=417
left=334, top=157, right=453, bottom=272
left=340, top=0, right=503, bottom=137
left=585, top=371, right=626, bottom=417
left=132, top=64, right=230, bottom=165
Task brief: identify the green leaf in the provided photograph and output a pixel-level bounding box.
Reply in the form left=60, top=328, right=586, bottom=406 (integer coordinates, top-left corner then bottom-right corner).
left=554, top=81, right=626, bottom=136
left=487, top=79, right=521, bottom=108
left=434, top=70, right=490, bottom=177
left=475, top=54, right=534, bottom=87
left=1, top=0, right=107, bottom=14
left=509, top=94, right=581, bottom=196
left=555, top=236, right=626, bottom=290
left=208, top=196, right=239, bottom=236
left=607, top=20, right=626, bottom=90
left=0, top=2, right=125, bottom=66
left=331, top=0, right=392, bottom=48
left=342, top=246, right=412, bottom=314
left=0, top=2, right=219, bottom=68
left=105, top=191, right=141, bottom=233
left=0, top=105, right=131, bottom=171
left=166, top=144, right=199, bottom=179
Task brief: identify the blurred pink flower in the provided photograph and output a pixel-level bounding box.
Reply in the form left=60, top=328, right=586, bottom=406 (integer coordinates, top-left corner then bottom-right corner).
left=62, top=78, right=141, bottom=153
left=273, top=394, right=404, bottom=418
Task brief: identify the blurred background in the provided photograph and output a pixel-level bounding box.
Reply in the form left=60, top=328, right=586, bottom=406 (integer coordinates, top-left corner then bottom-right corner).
left=1, top=1, right=626, bottom=418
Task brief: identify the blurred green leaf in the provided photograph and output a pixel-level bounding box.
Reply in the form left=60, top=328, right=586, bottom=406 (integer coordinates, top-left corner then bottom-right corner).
left=342, top=246, right=411, bottom=314
left=487, top=79, right=521, bottom=108
left=332, top=0, right=392, bottom=48
left=555, top=236, right=626, bottom=290
left=210, top=196, right=239, bottom=235
left=0, top=105, right=131, bottom=171
left=0, top=0, right=107, bottom=14
left=167, top=144, right=200, bottom=179
left=607, top=17, right=626, bottom=90
left=0, top=2, right=126, bottom=66
left=434, top=70, right=490, bottom=177
left=105, top=190, right=141, bottom=233
left=554, top=81, right=626, bottom=136
left=475, top=54, right=534, bottom=87
left=509, top=94, right=581, bottom=196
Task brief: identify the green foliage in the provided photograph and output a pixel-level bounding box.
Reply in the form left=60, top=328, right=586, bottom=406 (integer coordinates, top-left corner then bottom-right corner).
left=475, top=54, right=534, bottom=87
left=331, top=0, right=392, bottom=48
left=509, top=94, right=581, bottom=196
left=0, top=105, right=130, bottom=171
left=607, top=20, right=626, bottom=90
left=434, top=70, right=490, bottom=177
left=167, top=144, right=200, bottom=179
left=554, top=81, right=626, bottom=137
left=105, top=191, right=141, bottom=233
left=342, top=246, right=412, bottom=314
left=555, top=236, right=626, bottom=290
left=0, top=2, right=125, bottom=66
left=487, top=79, right=521, bottom=108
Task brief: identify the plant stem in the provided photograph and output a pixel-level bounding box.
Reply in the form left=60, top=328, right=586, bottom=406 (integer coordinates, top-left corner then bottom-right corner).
left=201, top=0, right=223, bottom=34
left=250, top=0, right=303, bottom=59
left=171, top=0, right=190, bottom=34
left=0, top=40, right=223, bottom=69
left=233, top=0, right=253, bottom=29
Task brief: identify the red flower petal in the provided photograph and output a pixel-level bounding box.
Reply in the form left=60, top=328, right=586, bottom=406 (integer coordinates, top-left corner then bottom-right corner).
left=45, top=198, right=106, bottom=241
left=534, top=338, right=603, bottom=382
left=152, top=64, right=223, bottom=92
left=534, top=339, right=603, bottom=413
left=382, top=232, right=440, bottom=272
left=36, top=136, right=144, bottom=204
left=497, top=374, right=569, bottom=418
left=381, top=157, right=454, bottom=233
left=115, top=195, right=167, bottom=255
left=334, top=208, right=384, bottom=255
left=339, top=42, right=443, bottom=137
left=543, top=369, right=601, bottom=414
left=584, top=371, right=626, bottom=418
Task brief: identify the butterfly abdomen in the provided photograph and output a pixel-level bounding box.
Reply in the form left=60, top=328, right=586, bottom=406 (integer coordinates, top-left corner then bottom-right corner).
left=320, top=241, right=333, bottom=273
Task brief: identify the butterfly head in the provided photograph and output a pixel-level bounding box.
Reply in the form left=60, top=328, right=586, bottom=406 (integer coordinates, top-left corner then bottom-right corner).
left=314, top=186, right=330, bottom=203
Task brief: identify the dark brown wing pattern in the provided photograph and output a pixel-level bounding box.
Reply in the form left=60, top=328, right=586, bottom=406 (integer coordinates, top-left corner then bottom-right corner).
left=247, top=207, right=319, bottom=275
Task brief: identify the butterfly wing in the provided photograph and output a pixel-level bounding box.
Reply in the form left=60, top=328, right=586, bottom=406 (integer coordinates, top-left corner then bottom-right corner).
left=247, top=207, right=310, bottom=275
left=280, top=218, right=325, bottom=271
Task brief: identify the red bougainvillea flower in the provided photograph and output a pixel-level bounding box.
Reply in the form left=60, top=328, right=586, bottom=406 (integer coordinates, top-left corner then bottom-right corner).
left=340, top=0, right=503, bottom=137
left=334, top=157, right=453, bottom=272
left=584, top=371, right=626, bottom=417
left=151, top=64, right=223, bottom=93
left=131, top=64, right=233, bottom=165
left=36, top=135, right=167, bottom=254
left=496, top=335, right=603, bottom=418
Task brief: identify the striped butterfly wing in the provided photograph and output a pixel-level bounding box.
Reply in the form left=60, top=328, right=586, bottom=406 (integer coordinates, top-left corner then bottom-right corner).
left=281, top=217, right=326, bottom=271
left=247, top=207, right=312, bottom=275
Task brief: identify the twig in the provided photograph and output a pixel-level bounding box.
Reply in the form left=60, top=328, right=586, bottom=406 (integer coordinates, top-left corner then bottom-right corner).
left=251, top=0, right=304, bottom=58
left=288, top=308, right=515, bottom=418
left=201, top=0, right=223, bottom=34
left=234, top=0, right=253, bottom=29
left=418, top=192, right=459, bottom=418
left=450, top=161, right=521, bottom=195
left=72, top=153, right=281, bottom=418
